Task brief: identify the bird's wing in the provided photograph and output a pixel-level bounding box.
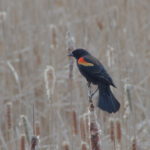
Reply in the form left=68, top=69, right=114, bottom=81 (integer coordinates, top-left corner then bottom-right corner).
left=82, top=55, right=116, bottom=86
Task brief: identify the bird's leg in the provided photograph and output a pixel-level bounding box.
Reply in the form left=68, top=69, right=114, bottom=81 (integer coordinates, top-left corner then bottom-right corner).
left=91, top=87, right=99, bottom=98
left=87, top=82, right=92, bottom=102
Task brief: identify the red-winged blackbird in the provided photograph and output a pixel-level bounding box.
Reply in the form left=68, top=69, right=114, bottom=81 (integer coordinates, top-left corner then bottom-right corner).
left=69, top=48, right=120, bottom=113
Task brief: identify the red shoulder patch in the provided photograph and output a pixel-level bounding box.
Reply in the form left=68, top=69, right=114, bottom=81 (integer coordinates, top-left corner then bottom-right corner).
left=78, top=57, right=94, bottom=66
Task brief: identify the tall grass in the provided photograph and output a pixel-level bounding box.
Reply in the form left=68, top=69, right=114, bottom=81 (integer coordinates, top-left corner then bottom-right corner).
left=0, top=0, right=149, bottom=149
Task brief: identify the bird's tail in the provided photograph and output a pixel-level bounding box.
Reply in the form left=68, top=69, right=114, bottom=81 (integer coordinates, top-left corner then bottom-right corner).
left=97, top=84, right=120, bottom=113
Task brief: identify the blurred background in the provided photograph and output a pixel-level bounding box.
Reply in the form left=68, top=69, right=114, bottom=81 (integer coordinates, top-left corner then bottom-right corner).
left=0, top=0, right=150, bottom=149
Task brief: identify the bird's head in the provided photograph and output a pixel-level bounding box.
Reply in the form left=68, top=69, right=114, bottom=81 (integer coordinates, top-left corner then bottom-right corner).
left=68, top=49, right=90, bottom=59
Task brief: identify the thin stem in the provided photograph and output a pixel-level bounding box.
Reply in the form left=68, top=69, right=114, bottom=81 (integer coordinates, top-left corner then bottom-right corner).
left=87, top=82, right=99, bottom=102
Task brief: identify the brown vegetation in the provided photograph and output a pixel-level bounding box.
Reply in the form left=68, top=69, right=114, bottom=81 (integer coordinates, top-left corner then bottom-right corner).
left=0, top=0, right=149, bottom=149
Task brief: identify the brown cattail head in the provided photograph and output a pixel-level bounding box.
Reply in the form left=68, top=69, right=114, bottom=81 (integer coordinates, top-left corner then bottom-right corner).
left=6, top=102, right=12, bottom=130
left=50, top=24, right=57, bottom=48
left=88, top=102, right=101, bottom=150
left=96, top=18, right=104, bottom=31
left=116, top=119, right=122, bottom=144
left=20, top=134, right=26, bottom=150
left=30, top=136, right=39, bottom=150
left=109, top=118, right=115, bottom=142
left=131, top=137, right=137, bottom=150
left=62, top=141, right=70, bottom=150
left=44, top=65, right=56, bottom=100
left=71, top=111, right=78, bottom=135
left=35, top=121, right=40, bottom=136
left=81, top=142, right=88, bottom=150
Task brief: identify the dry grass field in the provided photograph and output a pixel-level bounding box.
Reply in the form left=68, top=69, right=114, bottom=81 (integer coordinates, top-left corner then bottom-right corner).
left=0, top=0, right=150, bottom=149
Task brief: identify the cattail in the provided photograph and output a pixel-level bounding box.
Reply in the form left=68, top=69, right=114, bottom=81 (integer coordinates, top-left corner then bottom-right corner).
left=88, top=103, right=101, bottom=150
left=50, top=24, right=57, bottom=48
left=80, top=117, right=86, bottom=141
left=20, top=134, right=26, bottom=150
left=7, top=61, right=21, bottom=91
left=44, top=65, right=56, bottom=100
left=131, top=137, right=137, bottom=150
left=124, top=84, right=132, bottom=111
left=106, top=45, right=115, bottom=68
left=62, top=141, right=70, bottom=150
left=6, top=102, right=13, bottom=149
left=20, top=115, right=31, bottom=144
left=109, top=118, right=115, bottom=142
left=0, top=11, right=6, bottom=22
left=123, top=84, right=132, bottom=119
left=6, top=102, right=12, bottom=130
left=116, top=119, right=122, bottom=144
left=66, top=31, right=75, bottom=79
left=30, top=136, right=39, bottom=150
left=96, top=18, right=104, bottom=30
left=35, top=121, right=40, bottom=136
left=81, top=142, right=88, bottom=150
left=123, top=100, right=130, bottom=119
left=71, top=111, right=78, bottom=135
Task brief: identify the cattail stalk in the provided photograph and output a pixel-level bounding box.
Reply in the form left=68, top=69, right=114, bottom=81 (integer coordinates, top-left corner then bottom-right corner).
left=30, top=136, right=39, bottom=150
left=71, top=111, right=78, bottom=135
left=66, top=31, right=75, bottom=79
left=20, top=134, right=26, bottom=150
left=88, top=103, right=101, bottom=150
left=131, top=137, right=137, bottom=150
left=20, top=115, right=31, bottom=144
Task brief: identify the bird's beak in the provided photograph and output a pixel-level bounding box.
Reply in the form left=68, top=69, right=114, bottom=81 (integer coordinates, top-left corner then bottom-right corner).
left=67, top=53, right=73, bottom=57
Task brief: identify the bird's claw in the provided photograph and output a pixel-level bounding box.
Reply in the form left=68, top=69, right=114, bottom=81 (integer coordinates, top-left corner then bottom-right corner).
left=87, top=85, right=99, bottom=102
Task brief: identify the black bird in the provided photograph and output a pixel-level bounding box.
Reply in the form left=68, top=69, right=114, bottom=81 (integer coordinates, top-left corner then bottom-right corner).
left=69, top=48, right=120, bottom=113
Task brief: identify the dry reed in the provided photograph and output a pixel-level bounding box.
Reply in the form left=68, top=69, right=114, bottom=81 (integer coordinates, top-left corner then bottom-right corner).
left=6, top=102, right=12, bottom=131
left=116, top=119, right=122, bottom=144
left=6, top=102, right=13, bottom=149
left=80, top=117, right=87, bottom=141
left=131, top=137, right=137, bottom=150
left=50, top=25, right=57, bottom=48
left=35, top=121, right=40, bottom=136
left=81, top=142, right=88, bottom=150
left=89, top=103, right=101, bottom=150
left=66, top=31, right=75, bottom=79
left=71, top=110, right=78, bottom=135
left=44, top=65, right=56, bottom=101
left=109, top=118, right=115, bottom=142
left=20, top=115, right=30, bottom=144
left=20, top=134, right=26, bottom=150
